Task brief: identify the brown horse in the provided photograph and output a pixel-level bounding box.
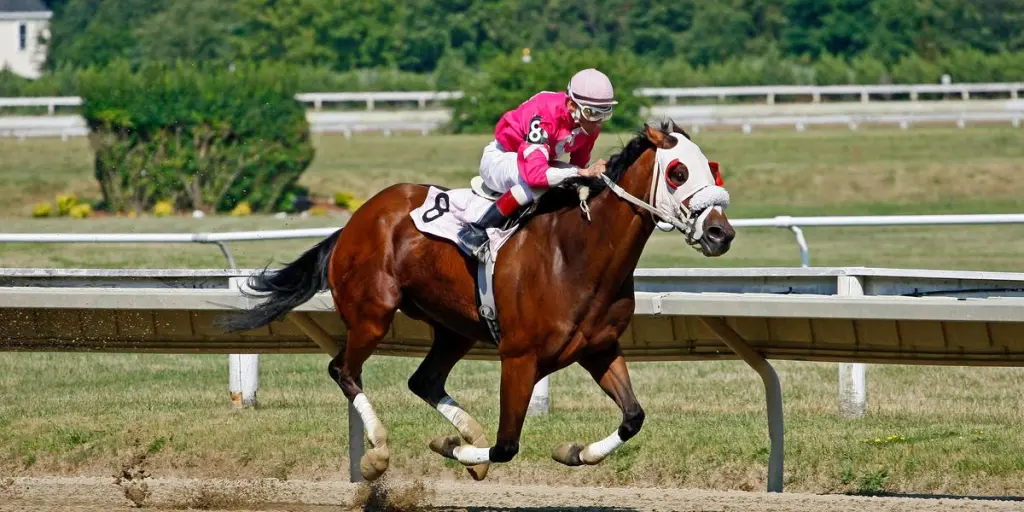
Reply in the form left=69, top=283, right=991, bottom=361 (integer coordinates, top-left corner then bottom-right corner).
left=219, top=120, right=735, bottom=482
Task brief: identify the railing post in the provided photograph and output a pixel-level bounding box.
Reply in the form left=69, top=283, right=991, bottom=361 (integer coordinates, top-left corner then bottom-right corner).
left=837, top=275, right=867, bottom=419
left=228, top=277, right=258, bottom=409
left=788, top=225, right=810, bottom=267
left=527, top=375, right=550, bottom=416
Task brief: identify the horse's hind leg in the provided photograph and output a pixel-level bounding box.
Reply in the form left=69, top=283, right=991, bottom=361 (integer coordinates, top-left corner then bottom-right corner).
left=552, top=343, right=645, bottom=466
left=409, top=325, right=491, bottom=480
left=430, top=353, right=538, bottom=468
left=327, top=287, right=399, bottom=481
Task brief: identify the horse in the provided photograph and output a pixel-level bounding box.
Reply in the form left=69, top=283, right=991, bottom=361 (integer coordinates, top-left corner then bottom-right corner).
left=217, top=120, right=735, bottom=482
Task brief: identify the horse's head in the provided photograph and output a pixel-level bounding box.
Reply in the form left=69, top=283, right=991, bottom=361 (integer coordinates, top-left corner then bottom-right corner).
left=642, top=122, right=735, bottom=257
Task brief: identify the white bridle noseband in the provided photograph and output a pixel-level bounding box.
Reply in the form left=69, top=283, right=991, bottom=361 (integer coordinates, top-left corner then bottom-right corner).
left=590, top=132, right=730, bottom=249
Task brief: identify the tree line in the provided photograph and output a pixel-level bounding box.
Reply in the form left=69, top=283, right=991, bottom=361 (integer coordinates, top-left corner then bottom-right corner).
left=32, top=0, right=1024, bottom=83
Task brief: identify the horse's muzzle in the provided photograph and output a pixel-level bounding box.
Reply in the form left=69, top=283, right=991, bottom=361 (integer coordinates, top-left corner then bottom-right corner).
left=698, top=210, right=735, bottom=257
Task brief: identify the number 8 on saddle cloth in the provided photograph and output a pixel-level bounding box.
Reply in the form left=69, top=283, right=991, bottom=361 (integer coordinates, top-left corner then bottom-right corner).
left=421, top=192, right=451, bottom=223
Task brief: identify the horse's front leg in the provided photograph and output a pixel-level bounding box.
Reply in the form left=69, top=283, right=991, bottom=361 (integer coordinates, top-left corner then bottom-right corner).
left=552, top=343, right=645, bottom=466
left=429, top=354, right=537, bottom=467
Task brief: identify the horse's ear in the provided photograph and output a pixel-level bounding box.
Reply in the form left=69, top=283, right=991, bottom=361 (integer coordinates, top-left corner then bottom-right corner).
left=670, top=120, right=691, bottom=140
left=644, top=123, right=676, bottom=149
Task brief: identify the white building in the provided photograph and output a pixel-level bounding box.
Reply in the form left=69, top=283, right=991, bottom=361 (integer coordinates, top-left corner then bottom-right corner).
left=0, top=0, right=50, bottom=79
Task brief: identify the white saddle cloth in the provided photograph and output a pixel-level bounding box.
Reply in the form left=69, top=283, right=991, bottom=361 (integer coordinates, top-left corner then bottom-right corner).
left=409, top=186, right=520, bottom=262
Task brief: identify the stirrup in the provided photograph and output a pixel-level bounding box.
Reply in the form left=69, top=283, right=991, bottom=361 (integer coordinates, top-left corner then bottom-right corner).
left=459, top=226, right=490, bottom=258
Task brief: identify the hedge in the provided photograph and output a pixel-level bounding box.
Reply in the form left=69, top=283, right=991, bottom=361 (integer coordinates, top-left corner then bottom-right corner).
left=76, top=60, right=314, bottom=214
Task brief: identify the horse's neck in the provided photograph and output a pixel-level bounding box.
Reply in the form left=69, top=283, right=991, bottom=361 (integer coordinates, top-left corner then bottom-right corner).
left=550, top=152, right=656, bottom=295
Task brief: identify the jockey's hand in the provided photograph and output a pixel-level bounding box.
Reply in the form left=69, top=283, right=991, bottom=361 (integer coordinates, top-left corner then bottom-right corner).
left=579, top=159, right=607, bottom=178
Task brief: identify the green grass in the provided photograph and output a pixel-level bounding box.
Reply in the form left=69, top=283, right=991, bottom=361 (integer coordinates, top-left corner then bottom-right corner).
left=1, top=126, right=1024, bottom=495
left=2, top=125, right=1024, bottom=270
left=1, top=353, right=1022, bottom=495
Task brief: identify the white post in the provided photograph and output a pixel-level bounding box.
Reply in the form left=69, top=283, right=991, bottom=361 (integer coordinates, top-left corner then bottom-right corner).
left=228, top=277, right=259, bottom=409
left=229, top=354, right=259, bottom=408
left=837, top=275, right=867, bottom=419
left=527, top=375, right=550, bottom=416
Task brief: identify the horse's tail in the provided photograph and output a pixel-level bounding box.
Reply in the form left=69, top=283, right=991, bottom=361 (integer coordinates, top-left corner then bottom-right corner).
left=217, top=228, right=343, bottom=333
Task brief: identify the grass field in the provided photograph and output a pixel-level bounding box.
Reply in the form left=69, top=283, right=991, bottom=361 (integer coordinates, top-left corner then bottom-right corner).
left=2, top=126, right=1024, bottom=497
left=2, top=125, right=1024, bottom=270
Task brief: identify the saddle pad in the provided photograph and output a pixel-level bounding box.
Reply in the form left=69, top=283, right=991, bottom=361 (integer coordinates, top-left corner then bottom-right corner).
left=410, top=186, right=520, bottom=262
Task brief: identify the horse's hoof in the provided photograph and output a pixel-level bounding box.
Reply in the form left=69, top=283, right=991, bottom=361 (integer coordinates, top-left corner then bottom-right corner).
left=552, top=442, right=585, bottom=466
left=359, top=445, right=390, bottom=481
left=428, top=435, right=462, bottom=460
left=465, top=434, right=490, bottom=481
left=466, top=463, right=490, bottom=481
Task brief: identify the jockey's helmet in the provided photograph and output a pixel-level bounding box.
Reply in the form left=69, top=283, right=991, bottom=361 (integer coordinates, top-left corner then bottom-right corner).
left=567, top=68, right=617, bottom=123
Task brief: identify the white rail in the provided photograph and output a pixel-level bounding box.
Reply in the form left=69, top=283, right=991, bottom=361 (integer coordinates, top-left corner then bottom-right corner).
left=636, top=82, right=1024, bottom=104
left=3, top=82, right=1023, bottom=113
left=4, top=213, right=1023, bottom=269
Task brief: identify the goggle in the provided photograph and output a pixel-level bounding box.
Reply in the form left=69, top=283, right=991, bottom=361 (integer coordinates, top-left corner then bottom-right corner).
left=578, top=102, right=613, bottom=122
left=568, top=88, right=614, bottom=122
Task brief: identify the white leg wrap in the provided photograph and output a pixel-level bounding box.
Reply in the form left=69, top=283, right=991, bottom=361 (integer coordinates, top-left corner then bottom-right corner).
left=352, top=393, right=386, bottom=447
left=580, top=430, right=625, bottom=464
left=452, top=445, right=491, bottom=465
left=436, top=396, right=479, bottom=441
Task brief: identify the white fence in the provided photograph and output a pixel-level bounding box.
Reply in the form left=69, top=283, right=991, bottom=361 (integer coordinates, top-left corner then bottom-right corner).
left=636, top=82, right=1024, bottom=104
left=3, top=82, right=1023, bottom=112
left=3, top=82, right=1024, bottom=137
left=4, top=213, right=1022, bottom=269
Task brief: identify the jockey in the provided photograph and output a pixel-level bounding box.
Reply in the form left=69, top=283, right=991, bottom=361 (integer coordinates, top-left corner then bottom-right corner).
left=457, top=68, right=616, bottom=256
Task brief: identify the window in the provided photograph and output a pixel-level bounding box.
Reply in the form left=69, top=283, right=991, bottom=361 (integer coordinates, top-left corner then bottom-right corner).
left=19, top=23, right=27, bottom=51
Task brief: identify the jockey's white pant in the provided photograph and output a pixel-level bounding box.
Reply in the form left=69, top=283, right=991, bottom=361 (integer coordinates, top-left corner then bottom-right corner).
left=478, top=140, right=574, bottom=209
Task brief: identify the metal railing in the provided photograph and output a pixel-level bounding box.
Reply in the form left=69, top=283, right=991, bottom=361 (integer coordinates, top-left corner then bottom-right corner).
left=3, top=213, right=1024, bottom=269
left=3, top=81, right=1023, bottom=113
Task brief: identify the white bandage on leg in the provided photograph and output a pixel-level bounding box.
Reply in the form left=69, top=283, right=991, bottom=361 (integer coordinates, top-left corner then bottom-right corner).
left=436, top=396, right=480, bottom=441
left=452, top=445, right=491, bottom=465
left=352, top=393, right=386, bottom=446
left=580, top=430, right=625, bottom=464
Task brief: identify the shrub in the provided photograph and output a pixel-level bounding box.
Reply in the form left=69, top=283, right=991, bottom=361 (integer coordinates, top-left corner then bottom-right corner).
left=55, top=193, right=77, bottom=216
left=231, top=201, right=252, bottom=217
left=334, top=191, right=356, bottom=209
left=152, top=200, right=175, bottom=217
left=69, top=203, right=92, bottom=219
left=77, top=60, right=315, bottom=215
left=32, top=202, right=52, bottom=217
left=347, top=199, right=366, bottom=212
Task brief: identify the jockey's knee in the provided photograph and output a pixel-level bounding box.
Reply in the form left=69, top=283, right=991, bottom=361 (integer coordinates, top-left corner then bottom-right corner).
left=508, top=183, right=535, bottom=206
left=488, top=440, right=519, bottom=463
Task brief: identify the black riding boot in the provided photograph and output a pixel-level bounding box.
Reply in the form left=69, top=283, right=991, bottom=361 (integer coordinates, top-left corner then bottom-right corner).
left=458, top=202, right=510, bottom=256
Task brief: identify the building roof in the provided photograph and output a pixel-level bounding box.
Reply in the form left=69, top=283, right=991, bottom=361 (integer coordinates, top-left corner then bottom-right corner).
left=0, top=0, right=50, bottom=13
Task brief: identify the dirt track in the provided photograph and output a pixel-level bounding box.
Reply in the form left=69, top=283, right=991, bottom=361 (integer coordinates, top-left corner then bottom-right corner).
left=2, top=476, right=1022, bottom=512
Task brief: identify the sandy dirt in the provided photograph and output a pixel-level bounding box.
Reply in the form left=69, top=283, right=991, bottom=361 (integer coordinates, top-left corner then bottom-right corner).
left=1, top=475, right=1022, bottom=512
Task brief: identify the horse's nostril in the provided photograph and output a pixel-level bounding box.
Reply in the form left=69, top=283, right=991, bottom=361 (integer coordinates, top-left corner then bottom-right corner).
left=707, top=225, right=727, bottom=243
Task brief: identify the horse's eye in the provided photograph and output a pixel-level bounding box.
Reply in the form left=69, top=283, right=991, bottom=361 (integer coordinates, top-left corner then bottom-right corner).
left=667, top=162, right=689, bottom=187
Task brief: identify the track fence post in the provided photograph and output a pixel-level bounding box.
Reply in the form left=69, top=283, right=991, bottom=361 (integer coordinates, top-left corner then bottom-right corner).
left=228, top=277, right=258, bottom=409
left=837, top=275, right=867, bottom=419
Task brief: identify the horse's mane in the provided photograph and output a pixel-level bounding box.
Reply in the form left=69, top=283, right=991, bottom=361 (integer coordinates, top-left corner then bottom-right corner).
left=531, top=120, right=689, bottom=215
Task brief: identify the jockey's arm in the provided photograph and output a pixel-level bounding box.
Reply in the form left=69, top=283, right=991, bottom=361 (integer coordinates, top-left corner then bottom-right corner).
left=517, top=114, right=580, bottom=189
left=569, top=132, right=597, bottom=169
